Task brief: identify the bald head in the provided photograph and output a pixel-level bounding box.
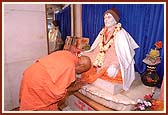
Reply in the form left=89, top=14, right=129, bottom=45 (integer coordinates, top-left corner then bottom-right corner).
left=80, top=55, right=91, bottom=70
left=75, top=55, right=91, bottom=74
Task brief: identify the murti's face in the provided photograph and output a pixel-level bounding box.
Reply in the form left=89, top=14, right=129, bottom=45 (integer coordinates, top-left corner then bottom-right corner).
left=104, top=13, right=117, bottom=28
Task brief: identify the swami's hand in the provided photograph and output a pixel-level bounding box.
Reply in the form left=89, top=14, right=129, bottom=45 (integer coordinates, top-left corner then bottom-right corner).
left=67, top=80, right=86, bottom=92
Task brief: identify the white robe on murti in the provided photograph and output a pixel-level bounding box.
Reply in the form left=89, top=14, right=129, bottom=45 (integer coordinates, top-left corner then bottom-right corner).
left=84, top=28, right=139, bottom=91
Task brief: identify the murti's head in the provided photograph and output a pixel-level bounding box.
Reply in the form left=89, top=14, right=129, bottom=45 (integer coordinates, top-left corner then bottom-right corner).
left=104, top=8, right=120, bottom=28
left=75, top=55, right=91, bottom=74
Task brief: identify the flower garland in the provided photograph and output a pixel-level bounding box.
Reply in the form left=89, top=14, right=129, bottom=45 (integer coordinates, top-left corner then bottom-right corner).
left=93, top=23, right=122, bottom=68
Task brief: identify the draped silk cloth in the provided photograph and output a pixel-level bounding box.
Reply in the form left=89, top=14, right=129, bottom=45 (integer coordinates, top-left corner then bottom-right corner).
left=19, top=51, right=78, bottom=110
left=83, top=28, right=139, bottom=91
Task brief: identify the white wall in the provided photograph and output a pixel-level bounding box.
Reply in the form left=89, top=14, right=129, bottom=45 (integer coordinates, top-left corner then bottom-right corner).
left=3, top=4, right=48, bottom=111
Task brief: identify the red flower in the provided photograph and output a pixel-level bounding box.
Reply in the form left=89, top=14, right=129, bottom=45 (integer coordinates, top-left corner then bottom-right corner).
left=154, top=41, right=162, bottom=49
left=144, top=94, right=152, bottom=100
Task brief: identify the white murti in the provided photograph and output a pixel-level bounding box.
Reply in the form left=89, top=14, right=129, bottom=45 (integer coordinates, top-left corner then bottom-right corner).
left=83, top=13, right=139, bottom=91
left=84, top=25, right=139, bottom=91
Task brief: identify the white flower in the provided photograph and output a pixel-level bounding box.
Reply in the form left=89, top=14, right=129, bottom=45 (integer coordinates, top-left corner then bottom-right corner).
left=139, top=105, right=145, bottom=110
left=143, top=100, right=152, bottom=107
left=137, top=98, right=143, bottom=104
left=144, top=101, right=149, bottom=107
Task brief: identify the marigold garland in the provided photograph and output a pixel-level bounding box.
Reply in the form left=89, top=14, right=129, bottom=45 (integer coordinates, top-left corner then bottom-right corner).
left=93, top=23, right=121, bottom=67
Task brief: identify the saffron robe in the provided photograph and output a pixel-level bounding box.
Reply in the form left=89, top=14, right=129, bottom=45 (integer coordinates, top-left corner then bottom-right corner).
left=19, top=51, right=78, bottom=111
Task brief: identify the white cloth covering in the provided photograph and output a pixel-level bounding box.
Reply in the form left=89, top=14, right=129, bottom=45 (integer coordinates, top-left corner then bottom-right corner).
left=79, top=74, right=154, bottom=111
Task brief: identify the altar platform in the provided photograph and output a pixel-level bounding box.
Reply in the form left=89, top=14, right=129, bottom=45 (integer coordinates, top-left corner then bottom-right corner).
left=62, top=74, right=155, bottom=111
